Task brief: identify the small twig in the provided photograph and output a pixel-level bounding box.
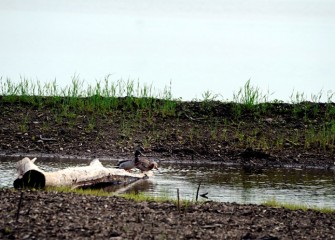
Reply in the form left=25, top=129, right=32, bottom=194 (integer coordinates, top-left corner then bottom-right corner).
left=183, top=112, right=205, bottom=122
left=15, top=191, right=24, bottom=222
left=284, top=138, right=299, bottom=146
left=177, top=188, right=180, bottom=214
left=288, top=221, right=295, bottom=240
left=196, top=182, right=201, bottom=202
left=39, top=135, right=57, bottom=141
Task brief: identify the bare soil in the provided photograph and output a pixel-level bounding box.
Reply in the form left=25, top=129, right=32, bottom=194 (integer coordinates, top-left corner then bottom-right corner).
left=1, top=189, right=334, bottom=239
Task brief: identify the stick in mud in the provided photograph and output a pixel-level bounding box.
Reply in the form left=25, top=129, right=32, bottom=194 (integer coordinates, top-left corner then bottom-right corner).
left=177, top=188, right=180, bottom=214
left=196, top=182, right=201, bottom=202
left=15, top=191, right=24, bottom=222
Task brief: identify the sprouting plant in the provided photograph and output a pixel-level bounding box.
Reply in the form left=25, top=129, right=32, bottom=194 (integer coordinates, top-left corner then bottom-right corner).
left=311, top=89, right=323, bottom=103
left=19, top=113, right=30, bottom=133
left=233, top=79, right=262, bottom=107
left=290, top=90, right=306, bottom=104
left=202, top=90, right=219, bottom=102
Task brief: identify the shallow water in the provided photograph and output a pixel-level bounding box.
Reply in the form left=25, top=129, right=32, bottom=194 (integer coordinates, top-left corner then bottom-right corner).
left=1, top=157, right=334, bottom=209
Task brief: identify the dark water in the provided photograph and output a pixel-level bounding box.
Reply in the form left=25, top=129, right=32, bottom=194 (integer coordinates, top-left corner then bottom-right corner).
left=1, top=156, right=334, bottom=209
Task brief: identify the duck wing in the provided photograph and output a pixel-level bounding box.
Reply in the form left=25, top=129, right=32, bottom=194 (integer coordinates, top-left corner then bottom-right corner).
left=117, top=159, right=131, bottom=166
left=116, top=159, right=135, bottom=170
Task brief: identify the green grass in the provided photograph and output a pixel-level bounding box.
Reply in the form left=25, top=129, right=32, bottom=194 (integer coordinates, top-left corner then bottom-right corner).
left=46, top=186, right=112, bottom=197
left=46, top=186, right=194, bottom=209
left=1, top=77, right=334, bottom=118
left=122, top=191, right=172, bottom=202
left=122, top=191, right=194, bottom=210
left=0, top=76, right=178, bottom=116
left=262, top=197, right=335, bottom=213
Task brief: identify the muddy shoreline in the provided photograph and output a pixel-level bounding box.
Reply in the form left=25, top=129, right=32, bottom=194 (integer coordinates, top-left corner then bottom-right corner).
left=1, top=152, right=334, bottom=171
left=1, top=189, right=335, bottom=240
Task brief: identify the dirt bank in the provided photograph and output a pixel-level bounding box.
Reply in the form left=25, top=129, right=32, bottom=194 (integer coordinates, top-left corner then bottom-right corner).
left=1, top=100, right=335, bottom=168
left=1, top=189, right=334, bottom=239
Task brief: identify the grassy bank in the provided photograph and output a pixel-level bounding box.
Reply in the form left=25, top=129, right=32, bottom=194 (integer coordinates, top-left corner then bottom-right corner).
left=0, top=77, right=335, bottom=159
left=1, top=77, right=334, bottom=118
left=263, top=197, right=334, bottom=213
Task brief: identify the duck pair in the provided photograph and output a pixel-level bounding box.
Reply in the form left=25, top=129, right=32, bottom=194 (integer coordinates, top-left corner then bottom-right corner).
left=116, top=149, right=158, bottom=172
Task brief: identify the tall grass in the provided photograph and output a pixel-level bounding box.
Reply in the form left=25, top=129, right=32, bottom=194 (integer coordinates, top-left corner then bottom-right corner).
left=233, top=79, right=272, bottom=106
left=0, top=76, right=177, bottom=116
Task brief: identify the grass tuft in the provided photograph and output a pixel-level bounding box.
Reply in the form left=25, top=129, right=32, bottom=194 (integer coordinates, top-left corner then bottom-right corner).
left=262, top=197, right=335, bottom=213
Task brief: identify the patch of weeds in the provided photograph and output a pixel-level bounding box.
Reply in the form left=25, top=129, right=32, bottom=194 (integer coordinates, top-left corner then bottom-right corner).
left=263, top=197, right=334, bottom=213
left=121, top=191, right=194, bottom=210
left=85, top=116, right=96, bottom=132
left=304, top=124, right=335, bottom=152
left=233, top=79, right=271, bottom=110
left=142, top=136, right=152, bottom=149
left=19, top=114, right=29, bottom=133
left=201, top=90, right=220, bottom=112
left=46, top=186, right=111, bottom=197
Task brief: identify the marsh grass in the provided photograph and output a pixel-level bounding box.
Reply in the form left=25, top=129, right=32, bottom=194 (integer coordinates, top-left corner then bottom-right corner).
left=0, top=76, right=177, bottom=117
left=263, top=197, right=335, bottom=213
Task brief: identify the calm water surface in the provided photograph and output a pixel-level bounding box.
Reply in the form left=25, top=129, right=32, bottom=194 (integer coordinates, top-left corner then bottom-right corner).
left=1, top=157, right=334, bottom=209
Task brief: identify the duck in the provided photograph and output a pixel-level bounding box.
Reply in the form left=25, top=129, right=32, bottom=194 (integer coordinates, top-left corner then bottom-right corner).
left=135, top=155, right=159, bottom=172
left=116, top=149, right=142, bottom=171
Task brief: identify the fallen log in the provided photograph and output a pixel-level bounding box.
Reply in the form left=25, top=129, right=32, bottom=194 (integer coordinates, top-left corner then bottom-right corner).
left=13, top=157, right=150, bottom=189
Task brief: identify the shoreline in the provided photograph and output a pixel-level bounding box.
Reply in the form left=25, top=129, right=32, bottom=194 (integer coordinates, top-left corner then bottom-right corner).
left=1, top=189, right=334, bottom=239
left=1, top=152, right=334, bottom=171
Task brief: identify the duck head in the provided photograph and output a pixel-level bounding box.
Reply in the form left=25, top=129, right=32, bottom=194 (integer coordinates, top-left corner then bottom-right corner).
left=150, top=162, right=159, bottom=170
left=134, top=149, right=142, bottom=158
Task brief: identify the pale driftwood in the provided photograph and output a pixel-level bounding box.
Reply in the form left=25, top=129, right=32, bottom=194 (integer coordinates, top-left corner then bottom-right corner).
left=14, top=157, right=151, bottom=189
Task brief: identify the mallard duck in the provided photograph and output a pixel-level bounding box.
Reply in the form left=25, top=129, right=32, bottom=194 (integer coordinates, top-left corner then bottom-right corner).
left=116, top=150, right=142, bottom=171
left=135, top=156, right=159, bottom=172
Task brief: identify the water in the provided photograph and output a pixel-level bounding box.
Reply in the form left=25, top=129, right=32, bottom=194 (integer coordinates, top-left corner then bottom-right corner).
left=0, top=0, right=335, bottom=101
left=1, top=156, right=335, bottom=209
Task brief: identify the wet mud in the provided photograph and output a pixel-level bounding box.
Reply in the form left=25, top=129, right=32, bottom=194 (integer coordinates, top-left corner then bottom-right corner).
left=1, top=189, right=334, bottom=239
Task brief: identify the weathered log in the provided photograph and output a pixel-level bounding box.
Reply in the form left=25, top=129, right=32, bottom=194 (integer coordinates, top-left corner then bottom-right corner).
left=13, top=157, right=150, bottom=189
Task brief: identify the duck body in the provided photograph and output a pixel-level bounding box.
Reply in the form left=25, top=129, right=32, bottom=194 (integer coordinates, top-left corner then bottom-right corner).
left=135, top=158, right=158, bottom=172
left=116, top=150, right=142, bottom=171
left=116, top=159, right=135, bottom=171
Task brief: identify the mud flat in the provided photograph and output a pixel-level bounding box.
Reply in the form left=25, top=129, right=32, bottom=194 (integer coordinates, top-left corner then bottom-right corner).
left=0, top=189, right=334, bottom=239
